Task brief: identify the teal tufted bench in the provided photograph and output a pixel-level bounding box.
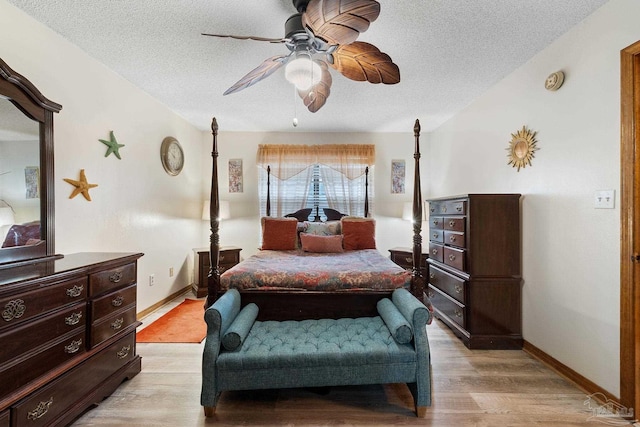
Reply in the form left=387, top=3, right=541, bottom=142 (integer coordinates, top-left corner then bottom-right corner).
left=201, top=288, right=432, bottom=417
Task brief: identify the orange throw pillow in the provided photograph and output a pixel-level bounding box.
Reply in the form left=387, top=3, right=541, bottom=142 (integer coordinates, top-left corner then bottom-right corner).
left=341, top=218, right=376, bottom=250
left=261, top=217, right=298, bottom=250
left=300, top=233, right=344, bottom=253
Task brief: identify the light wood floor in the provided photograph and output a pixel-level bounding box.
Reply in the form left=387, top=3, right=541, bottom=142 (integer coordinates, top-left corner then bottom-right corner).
left=71, top=294, right=632, bottom=426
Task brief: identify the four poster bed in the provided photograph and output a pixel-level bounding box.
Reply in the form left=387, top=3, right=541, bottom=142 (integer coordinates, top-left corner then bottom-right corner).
left=205, top=118, right=426, bottom=320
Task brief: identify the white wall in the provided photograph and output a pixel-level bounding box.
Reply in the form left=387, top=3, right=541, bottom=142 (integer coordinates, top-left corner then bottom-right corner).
left=200, top=130, right=423, bottom=259
left=0, top=1, right=205, bottom=312
left=427, top=0, right=640, bottom=397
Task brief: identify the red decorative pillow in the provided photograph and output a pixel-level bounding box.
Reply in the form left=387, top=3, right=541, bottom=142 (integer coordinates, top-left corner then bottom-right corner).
left=261, top=217, right=298, bottom=250
left=341, top=217, right=376, bottom=250
left=300, top=233, right=344, bottom=253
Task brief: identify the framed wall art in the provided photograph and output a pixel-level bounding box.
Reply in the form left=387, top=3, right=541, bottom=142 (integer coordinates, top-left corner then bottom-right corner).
left=391, top=159, right=405, bottom=194
left=229, top=159, right=243, bottom=193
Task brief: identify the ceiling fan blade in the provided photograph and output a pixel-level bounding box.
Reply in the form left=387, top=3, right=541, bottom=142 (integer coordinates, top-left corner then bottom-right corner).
left=201, top=33, right=288, bottom=44
left=223, top=55, right=290, bottom=95
left=298, top=61, right=332, bottom=113
left=330, top=41, right=400, bottom=84
left=302, top=0, right=380, bottom=46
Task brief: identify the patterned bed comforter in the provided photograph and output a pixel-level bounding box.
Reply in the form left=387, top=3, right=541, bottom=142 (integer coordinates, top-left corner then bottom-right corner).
left=220, top=249, right=412, bottom=292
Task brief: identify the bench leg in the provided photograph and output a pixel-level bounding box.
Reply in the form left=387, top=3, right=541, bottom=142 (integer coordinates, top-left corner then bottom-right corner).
left=204, top=406, right=216, bottom=417
left=416, top=406, right=427, bottom=418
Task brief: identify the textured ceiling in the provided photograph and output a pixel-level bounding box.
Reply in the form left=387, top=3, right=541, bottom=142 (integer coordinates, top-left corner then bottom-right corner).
left=6, top=0, right=609, bottom=133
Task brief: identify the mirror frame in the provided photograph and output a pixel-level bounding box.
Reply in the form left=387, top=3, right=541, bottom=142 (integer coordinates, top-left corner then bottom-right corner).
left=0, top=57, right=61, bottom=266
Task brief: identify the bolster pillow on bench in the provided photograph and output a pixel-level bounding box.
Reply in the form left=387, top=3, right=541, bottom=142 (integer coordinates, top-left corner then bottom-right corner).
left=222, top=303, right=259, bottom=351
left=377, top=298, right=413, bottom=344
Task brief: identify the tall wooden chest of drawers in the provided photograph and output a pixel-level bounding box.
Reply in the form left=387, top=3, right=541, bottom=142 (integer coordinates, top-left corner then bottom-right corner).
left=426, top=194, right=522, bottom=349
left=0, top=252, right=143, bottom=426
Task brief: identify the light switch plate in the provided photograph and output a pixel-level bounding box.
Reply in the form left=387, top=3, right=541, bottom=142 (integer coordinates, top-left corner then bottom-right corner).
left=594, top=190, right=615, bottom=209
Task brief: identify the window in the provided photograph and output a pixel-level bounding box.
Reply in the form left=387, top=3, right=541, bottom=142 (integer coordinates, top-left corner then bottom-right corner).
left=257, top=145, right=374, bottom=219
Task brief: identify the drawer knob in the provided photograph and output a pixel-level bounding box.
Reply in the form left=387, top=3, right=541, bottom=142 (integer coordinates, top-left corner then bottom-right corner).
left=117, top=345, right=131, bottom=359
left=66, top=285, right=84, bottom=298
left=442, top=206, right=447, bottom=212
left=432, top=233, right=438, bottom=238
left=220, top=255, right=226, bottom=261
left=427, top=291, right=435, bottom=298
left=404, top=257, right=412, bottom=263
left=431, top=248, right=438, bottom=255
left=456, top=206, right=462, bottom=212
left=455, top=285, right=462, bottom=294
left=449, top=220, right=455, bottom=227
left=432, top=219, right=439, bottom=226
left=449, top=235, right=457, bottom=242
left=454, top=309, right=463, bottom=318
left=111, top=318, right=124, bottom=330
left=449, top=254, right=456, bottom=261
left=2, top=298, right=26, bottom=322
left=27, top=397, right=53, bottom=420
left=64, top=339, right=82, bottom=354
left=429, top=273, right=435, bottom=279
left=109, top=271, right=123, bottom=283
left=65, top=312, right=83, bottom=326
left=112, top=296, right=124, bottom=307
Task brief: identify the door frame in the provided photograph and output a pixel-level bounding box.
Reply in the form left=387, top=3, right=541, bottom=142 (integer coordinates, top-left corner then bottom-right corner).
left=620, top=39, right=640, bottom=413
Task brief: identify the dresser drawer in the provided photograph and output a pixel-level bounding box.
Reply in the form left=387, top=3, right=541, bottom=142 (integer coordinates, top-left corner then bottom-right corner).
left=11, top=332, right=136, bottom=427
left=0, top=277, right=87, bottom=330
left=444, top=216, right=465, bottom=232
left=0, top=330, right=86, bottom=399
left=427, top=285, right=465, bottom=328
left=0, top=409, right=9, bottom=427
left=390, top=252, right=413, bottom=269
left=0, top=303, right=86, bottom=365
left=444, top=230, right=466, bottom=248
left=428, top=242, right=444, bottom=263
left=429, top=265, right=466, bottom=304
left=445, top=200, right=466, bottom=215
left=91, top=284, right=137, bottom=323
left=429, top=216, right=443, bottom=230
left=90, top=305, right=137, bottom=348
left=428, top=202, right=444, bottom=216
left=429, top=228, right=444, bottom=243
left=89, top=263, right=137, bottom=297
left=444, top=246, right=465, bottom=271
left=219, top=250, right=240, bottom=266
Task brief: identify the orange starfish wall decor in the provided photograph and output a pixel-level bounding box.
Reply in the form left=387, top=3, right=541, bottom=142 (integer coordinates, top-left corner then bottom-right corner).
left=63, top=169, right=98, bottom=201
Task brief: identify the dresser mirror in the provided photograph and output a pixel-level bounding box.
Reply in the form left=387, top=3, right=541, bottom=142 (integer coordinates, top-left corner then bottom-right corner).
left=0, top=58, right=61, bottom=266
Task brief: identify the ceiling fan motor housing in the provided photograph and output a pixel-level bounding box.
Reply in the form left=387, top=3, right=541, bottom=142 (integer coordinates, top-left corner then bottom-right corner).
left=284, top=13, right=306, bottom=39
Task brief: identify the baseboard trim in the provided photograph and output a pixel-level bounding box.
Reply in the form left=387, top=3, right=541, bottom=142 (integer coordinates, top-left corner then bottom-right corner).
left=136, top=285, right=192, bottom=320
left=523, top=340, right=618, bottom=404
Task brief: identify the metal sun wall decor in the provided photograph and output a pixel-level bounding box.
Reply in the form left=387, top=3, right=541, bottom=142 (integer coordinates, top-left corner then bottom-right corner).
left=507, top=126, right=539, bottom=172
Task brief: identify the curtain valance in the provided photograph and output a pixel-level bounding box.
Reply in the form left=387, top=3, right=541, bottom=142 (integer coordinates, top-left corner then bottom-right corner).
left=256, top=144, right=375, bottom=180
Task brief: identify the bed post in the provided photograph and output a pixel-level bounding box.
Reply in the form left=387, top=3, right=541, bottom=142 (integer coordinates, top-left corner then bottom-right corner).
left=412, top=119, right=425, bottom=300
left=266, top=165, right=271, bottom=217
left=364, top=166, right=369, bottom=218
left=206, top=117, right=221, bottom=308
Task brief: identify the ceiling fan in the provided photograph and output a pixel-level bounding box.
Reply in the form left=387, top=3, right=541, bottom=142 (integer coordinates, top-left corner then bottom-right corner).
left=202, top=0, right=400, bottom=113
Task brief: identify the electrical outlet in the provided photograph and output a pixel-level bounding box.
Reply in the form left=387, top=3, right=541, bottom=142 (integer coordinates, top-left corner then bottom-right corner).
left=169, top=267, right=174, bottom=277
left=594, top=190, right=615, bottom=209
left=149, top=274, right=155, bottom=286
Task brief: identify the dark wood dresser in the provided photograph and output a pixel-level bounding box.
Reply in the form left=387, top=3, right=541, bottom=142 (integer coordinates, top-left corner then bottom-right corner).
left=192, top=247, right=241, bottom=297
left=426, top=194, right=522, bottom=349
left=0, top=252, right=143, bottom=427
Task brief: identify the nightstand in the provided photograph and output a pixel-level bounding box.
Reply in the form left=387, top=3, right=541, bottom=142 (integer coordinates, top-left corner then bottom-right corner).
left=192, top=246, right=242, bottom=298
left=389, top=246, right=429, bottom=274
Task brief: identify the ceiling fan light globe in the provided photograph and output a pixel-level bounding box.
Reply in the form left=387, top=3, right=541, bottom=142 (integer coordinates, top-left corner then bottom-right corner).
left=285, top=56, right=322, bottom=90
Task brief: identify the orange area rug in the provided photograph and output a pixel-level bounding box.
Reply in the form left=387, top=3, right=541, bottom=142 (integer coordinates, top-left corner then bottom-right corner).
left=136, top=299, right=206, bottom=343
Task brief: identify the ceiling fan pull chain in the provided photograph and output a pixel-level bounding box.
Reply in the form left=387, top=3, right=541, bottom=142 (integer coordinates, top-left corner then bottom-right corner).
left=292, top=85, right=299, bottom=127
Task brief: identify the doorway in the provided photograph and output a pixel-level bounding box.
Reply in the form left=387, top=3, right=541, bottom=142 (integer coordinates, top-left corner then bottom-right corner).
left=620, top=39, right=640, bottom=413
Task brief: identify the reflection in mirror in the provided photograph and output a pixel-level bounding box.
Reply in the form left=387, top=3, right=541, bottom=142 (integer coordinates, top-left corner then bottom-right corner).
left=0, top=57, right=61, bottom=266
left=0, top=97, right=41, bottom=249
